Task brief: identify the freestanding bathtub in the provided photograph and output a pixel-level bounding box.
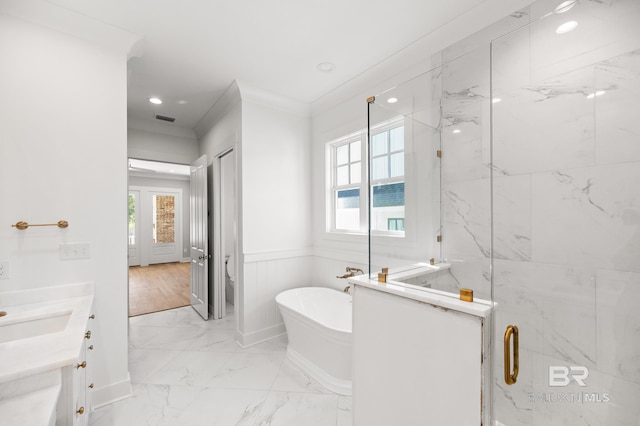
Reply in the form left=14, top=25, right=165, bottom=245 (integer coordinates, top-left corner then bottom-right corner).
left=275, top=287, right=352, bottom=395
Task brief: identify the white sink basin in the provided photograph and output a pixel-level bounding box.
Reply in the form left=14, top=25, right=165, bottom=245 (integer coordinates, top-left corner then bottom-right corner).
left=0, top=311, right=72, bottom=344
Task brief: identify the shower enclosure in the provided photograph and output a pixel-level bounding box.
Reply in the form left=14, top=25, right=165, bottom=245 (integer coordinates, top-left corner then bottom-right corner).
left=366, top=0, right=640, bottom=424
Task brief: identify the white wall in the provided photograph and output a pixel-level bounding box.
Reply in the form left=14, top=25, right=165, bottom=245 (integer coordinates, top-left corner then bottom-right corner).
left=197, top=81, right=313, bottom=346
left=240, top=86, right=311, bottom=254
left=308, top=0, right=533, bottom=290
left=0, top=14, right=130, bottom=406
left=128, top=118, right=198, bottom=165
left=238, top=84, right=312, bottom=346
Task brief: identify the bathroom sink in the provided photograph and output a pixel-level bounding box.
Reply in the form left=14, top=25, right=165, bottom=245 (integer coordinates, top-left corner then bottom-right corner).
left=0, top=310, right=72, bottom=344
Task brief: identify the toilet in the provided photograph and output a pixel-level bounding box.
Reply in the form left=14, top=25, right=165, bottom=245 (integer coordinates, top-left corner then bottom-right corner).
left=225, top=254, right=235, bottom=305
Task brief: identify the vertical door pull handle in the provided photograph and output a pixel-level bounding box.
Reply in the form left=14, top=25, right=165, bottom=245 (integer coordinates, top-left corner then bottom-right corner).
left=504, top=325, right=519, bottom=385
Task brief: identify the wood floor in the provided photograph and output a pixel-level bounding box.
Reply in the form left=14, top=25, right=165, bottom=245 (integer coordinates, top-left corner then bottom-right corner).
left=128, top=262, right=190, bottom=317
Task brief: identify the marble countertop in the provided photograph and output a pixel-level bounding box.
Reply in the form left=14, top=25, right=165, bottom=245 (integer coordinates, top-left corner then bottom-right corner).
left=0, top=282, right=94, bottom=383
left=348, top=267, right=492, bottom=318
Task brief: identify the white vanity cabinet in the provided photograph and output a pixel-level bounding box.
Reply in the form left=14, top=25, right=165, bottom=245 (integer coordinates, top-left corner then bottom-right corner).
left=0, top=282, right=96, bottom=426
left=351, top=282, right=492, bottom=426
left=57, top=310, right=95, bottom=426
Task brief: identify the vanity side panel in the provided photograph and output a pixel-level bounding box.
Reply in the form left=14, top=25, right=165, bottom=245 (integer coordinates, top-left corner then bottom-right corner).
left=352, top=285, right=482, bottom=426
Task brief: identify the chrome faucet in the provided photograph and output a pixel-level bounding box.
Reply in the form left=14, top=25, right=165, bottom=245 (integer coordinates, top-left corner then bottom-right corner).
left=336, top=266, right=364, bottom=279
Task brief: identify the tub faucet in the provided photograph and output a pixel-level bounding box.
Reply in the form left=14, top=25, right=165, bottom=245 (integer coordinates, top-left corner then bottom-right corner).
left=336, top=266, right=364, bottom=279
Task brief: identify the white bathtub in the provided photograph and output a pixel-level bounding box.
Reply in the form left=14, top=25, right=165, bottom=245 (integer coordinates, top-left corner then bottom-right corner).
left=275, top=287, right=352, bottom=395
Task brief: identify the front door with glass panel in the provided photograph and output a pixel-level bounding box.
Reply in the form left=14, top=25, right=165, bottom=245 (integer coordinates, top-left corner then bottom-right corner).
left=128, top=186, right=183, bottom=266
left=149, top=191, right=182, bottom=264
left=128, top=190, right=140, bottom=266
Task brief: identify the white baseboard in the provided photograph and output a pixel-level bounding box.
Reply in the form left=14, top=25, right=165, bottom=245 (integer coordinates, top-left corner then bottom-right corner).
left=235, top=323, right=286, bottom=348
left=90, top=375, right=132, bottom=410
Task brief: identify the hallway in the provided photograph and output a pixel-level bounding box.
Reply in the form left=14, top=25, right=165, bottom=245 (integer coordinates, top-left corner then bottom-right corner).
left=129, top=262, right=190, bottom=317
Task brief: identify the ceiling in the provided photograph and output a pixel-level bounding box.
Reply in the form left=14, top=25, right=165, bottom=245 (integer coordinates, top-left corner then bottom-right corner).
left=9, top=0, right=508, bottom=131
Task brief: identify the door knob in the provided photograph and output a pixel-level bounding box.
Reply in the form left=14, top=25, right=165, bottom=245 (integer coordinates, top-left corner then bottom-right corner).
left=198, top=254, right=208, bottom=260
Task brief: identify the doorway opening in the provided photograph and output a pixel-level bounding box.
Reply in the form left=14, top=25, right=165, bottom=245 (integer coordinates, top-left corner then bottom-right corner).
left=128, top=159, right=191, bottom=317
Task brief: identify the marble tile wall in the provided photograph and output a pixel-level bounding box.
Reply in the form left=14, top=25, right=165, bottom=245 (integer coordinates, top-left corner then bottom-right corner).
left=438, top=0, right=640, bottom=424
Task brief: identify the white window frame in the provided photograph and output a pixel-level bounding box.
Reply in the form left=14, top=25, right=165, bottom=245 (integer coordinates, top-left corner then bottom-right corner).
left=327, top=117, right=405, bottom=236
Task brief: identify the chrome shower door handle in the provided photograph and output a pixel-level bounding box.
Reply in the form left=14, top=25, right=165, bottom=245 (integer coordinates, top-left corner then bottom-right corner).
left=504, top=325, right=519, bottom=385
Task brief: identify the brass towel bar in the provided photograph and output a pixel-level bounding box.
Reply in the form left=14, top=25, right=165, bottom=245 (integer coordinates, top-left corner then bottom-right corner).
left=11, top=220, right=69, bottom=230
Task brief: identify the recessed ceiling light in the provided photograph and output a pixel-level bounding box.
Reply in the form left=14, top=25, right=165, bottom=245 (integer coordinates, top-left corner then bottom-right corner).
left=555, top=0, right=577, bottom=14
left=556, top=21, right=578, bottom=34
left=387, top=97, right=398, bottom=104
left=317, top=62, right=335, bottom=72
left=492, top=98, right=502, bottom=104
left=177, top=100, right=188, bottom=105
left=586, top=90, right=606, bottom=99
left=452, top=129, right=461, bottom=134
left=148, top=97, right=163, bottom=105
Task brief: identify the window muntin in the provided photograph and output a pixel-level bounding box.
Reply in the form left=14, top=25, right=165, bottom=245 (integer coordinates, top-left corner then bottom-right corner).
left=332, top=138, right=363, bottom=231
left=370, top=125, right=405, bottom=234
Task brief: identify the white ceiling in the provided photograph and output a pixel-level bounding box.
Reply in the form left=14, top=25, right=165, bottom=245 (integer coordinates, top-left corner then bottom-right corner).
left=6, top=0, right=518, bottom=130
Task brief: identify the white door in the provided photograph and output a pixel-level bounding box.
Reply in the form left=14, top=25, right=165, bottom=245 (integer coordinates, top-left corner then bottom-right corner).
left=190, top=154, right=209, bottom=320
left=128, top=190, right=141, bottom=266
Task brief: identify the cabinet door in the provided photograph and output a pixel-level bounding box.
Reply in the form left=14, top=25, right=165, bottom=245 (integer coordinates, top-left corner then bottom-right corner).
left=74, top=338, right=88, bottom=426
left=86, top=313, right=96, bottom=413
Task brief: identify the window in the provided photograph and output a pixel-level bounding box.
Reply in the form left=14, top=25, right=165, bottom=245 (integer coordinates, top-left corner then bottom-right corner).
left=387, top=218, right=405, bottom=231
left=328, top=119, right=405, bottom=235
left=333, top=138, right=362, bottom=231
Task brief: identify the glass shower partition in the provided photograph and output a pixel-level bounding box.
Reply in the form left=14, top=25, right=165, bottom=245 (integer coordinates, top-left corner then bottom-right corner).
left=366, top=69, right=446, bottom=291
left=490, top=0, right=640, bottom=424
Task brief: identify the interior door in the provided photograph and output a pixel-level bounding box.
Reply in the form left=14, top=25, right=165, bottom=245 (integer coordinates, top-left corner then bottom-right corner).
left=190, top=154, right=209, bottom=320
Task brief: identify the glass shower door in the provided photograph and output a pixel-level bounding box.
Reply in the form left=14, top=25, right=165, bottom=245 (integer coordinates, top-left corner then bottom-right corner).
left=490, top=0, right=640, bottom=424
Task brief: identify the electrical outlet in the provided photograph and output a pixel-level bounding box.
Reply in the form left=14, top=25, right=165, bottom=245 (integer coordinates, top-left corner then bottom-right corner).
left=0, top=260, right=9, bottom=280
left=59, top=243, right=91, bottom=260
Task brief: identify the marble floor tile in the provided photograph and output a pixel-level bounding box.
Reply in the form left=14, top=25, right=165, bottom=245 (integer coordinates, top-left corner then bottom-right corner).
left=188, top=327, right=241, bottom=352
left=90, top=383, right=204, bottom=426
left=270, top=359, right=330, bottom=394
left=138, top=324, right=210, bottom=350
left=91, top=306, right=351, bottom=426
left=172, top=387, right=270, bottom=426
left=206, top=351, right=286, bottom=390
left=250, top=391, right=339, bottom=426
left=128, top=348, right=182, bottom=383
left=239, top=334, right=288, bottom=354
left=337, top=396, right=353, bottom=426
left=143, top=350, right=235, bottom=387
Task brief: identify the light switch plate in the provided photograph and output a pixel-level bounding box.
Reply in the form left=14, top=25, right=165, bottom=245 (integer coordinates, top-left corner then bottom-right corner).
left=0, top=260, right=9, bottom=279
left=59, top=243, right=91, bottom=260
